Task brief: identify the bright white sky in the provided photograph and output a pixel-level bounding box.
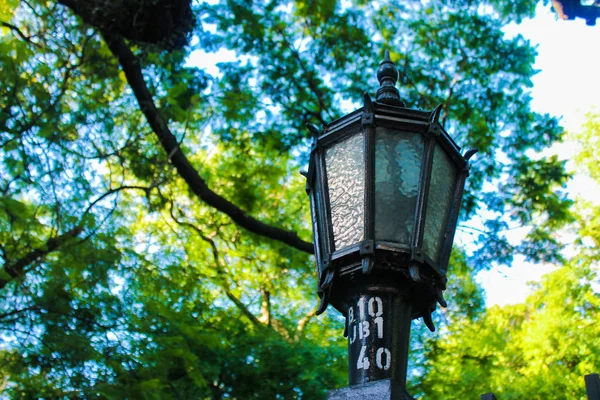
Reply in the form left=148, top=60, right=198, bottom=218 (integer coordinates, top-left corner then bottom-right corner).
left=477, top=4, right=600, bottom=306
left=188, top=3, right=600, bottom=308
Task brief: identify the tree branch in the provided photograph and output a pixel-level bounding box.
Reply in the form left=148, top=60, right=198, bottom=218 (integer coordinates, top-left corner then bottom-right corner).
left=296, top=308, right=317, bottom=337
left=0, top=305, right=38, bottom=321
left=168, top=202, right=267, bottom=330
left=259, top=288, right=271, bottom=326
left=223, top=289, right=265, bottom=329
left=0, top=185, right=153, bottom=290
left=97, top=31, right=313, bottom=254
left=276, top=26, right=332, bottom=125
left=0, top=226, right=83, bottom=289
left=442, top=52, right=467, bottom=127
left=0, top=21, right=40, bottom=47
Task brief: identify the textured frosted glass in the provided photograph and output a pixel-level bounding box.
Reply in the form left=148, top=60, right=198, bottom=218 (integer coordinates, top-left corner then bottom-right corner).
left=375, top=128, right=424, bottom=244
left=325, top=133, right=365, bottom=251
left=423, top=145, right=457, bottom=262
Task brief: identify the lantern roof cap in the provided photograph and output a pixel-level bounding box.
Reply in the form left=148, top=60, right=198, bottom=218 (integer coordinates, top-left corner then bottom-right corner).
left=376, top=50, right=406, bottom=107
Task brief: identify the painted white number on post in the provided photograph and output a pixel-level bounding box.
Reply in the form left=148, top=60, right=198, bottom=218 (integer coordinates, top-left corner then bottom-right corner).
left=358, top=321, right=370, bottom=339
left=356, top=345, right=371, bottom=370
left=353, top=296, right=388, bottom=372
left=368, top=296, right=383, bottom=317
left=374, top=316, right=384, bottom=339
left=376, top=348, right=391, bottom=370
left=357, top=297, right=365, bottom=320
left=349, top=325, right=356, bottom=344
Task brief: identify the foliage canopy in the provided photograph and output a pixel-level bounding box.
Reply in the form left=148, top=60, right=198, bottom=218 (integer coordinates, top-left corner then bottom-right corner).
left=0, top=0, right=593, bottom=398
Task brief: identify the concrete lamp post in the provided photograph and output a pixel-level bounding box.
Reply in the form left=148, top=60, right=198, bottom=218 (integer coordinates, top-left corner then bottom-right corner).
left=304, top=51, right=476, bottom=399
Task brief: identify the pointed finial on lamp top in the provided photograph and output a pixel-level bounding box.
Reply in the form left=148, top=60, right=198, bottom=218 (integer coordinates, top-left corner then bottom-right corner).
left=376, top=49, right=406, bottom=107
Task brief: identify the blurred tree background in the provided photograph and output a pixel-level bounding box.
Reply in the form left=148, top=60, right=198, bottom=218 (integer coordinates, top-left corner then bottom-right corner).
left=0, top=0, right=597, bottom=398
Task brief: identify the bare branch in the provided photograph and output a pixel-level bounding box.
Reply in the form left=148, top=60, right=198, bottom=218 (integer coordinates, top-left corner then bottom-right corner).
left=296, top=308, right=317, bottom=337
left=168, top=202, right=267, bottom=330
left=276, top=27, right=332, bottom=125
left=0, top=185, right=154, bottom=290
left=223, top=289, right=265, bottom=329
left=0, top=21, right=40, bottom=47
left=96, top=31, right=313, bottom=254
left=0, top=226, right=83, bottom=290
left=81, top=184, right=153, bottom=218
left=442, top=52, right=467, bottom=127
left=0, top=305, right=38, bottom=321
left=259, top=288, right=271, bottom=326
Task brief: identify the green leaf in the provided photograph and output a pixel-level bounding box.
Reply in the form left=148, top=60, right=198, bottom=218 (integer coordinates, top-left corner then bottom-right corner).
left=0, top=0, right=19, bottom=21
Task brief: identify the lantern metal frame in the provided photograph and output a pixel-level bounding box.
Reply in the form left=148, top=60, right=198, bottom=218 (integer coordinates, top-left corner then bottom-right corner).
left=306, top=67, right=475, bottom=325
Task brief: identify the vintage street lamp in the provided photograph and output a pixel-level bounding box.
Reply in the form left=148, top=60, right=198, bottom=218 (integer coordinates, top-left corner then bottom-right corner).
left=305, top=51, right=476, bottom=399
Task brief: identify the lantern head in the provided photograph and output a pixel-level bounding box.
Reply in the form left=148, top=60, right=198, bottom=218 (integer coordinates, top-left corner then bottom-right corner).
left=305, top=51, right=476, bottom=330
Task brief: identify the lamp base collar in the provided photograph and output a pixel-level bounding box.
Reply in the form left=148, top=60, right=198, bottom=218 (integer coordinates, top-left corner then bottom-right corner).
left=327, top=379, right=414, bottom=400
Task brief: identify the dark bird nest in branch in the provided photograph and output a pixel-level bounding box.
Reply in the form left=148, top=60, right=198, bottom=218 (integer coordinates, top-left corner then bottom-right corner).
left=59, top=0, right=195, bottom=49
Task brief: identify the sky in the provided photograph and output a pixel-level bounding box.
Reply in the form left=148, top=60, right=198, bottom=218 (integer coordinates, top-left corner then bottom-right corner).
left=477, top=3, right=600, bottom=306
left=188, top=3, right=600, bottom=307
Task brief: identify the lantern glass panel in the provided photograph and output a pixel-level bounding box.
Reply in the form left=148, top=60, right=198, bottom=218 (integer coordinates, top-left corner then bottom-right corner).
left=325, top=130, right=365, bottom=251
left=374, top=127, right=424, bottom=245
left=422, top=144, right=457, bottom=262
